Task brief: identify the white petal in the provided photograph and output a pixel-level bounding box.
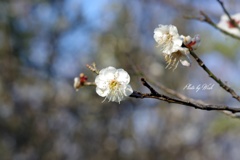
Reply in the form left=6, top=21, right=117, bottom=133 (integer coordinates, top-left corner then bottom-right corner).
left=97, top=70, right=114, bottom=82
left=99, top=66, right=115, bottom=74
left=74, top=77, right=80, bottom=88
left=163, top=44, right=181, bottom=55
left=177, top=47, right=191, bottom=67
left=101, top=66, right=116, bottom=80
left=179, top=54, right=191, bottom=67
left=96, top=87, right=109, bottom=97
left=98, top=66, right=116, bottom=80
left=154, top=28, right=164, bottom=36
left=95, top=75, right=102, bottom=83
left=180, top=59, right=191, bottom=67
left=163, top=46, right=174, bottom=55
left=169, top=25, right=178, bottom=35
left=232, top=13, right=240, bottom=18
left=220, top=14, right=228, bottom=21
left=95, top=75, right=107, bottom=88
left=179, top=47, right=190, bottom=55
left=158, top=25, right=168, bottom=33
left=181, top=35, right=191, bottom=45
left=96, top=80, right=108, bottom=90
left=173, top=38, right=183, bottom=47
left=154, top=30, right=163, bottom=42
left=123, top=85, right=133, bottom=96
left=107, top=93, right=118, bottom=102
left=116, top=69, right=130, bottom=84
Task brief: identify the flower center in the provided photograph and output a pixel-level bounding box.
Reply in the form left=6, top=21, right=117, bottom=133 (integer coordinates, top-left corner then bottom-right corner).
left=160, top=33, right=173, bottom=48
left=109, top=80, right=120, bottom=90
left=166, top=33, right=172, bottom=41
left=162, top=33, right=172, bottom=43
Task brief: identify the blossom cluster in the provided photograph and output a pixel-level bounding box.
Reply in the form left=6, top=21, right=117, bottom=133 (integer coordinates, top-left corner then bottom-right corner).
left=75, top=24, right=201, bottom=103
left=154, top=24, right=200, bottom=70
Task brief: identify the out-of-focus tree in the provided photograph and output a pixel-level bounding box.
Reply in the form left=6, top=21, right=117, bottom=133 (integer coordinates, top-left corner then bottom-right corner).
left=0, top=0, right=240, bottom=160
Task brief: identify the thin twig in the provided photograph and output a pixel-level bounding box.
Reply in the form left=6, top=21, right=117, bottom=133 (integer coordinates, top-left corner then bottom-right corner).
left=126, top=52, right=240, bottom=118
left=152, top=79, right=240, bottom=118
left=84, top=82, right=96, bottom=86
left=130, top=61, right=207, bottom=104
left=86, top=63, right=99, bottom=75
left=190, top=50, right=240, bottom=102
left=130, top=78, right=240, bottom=113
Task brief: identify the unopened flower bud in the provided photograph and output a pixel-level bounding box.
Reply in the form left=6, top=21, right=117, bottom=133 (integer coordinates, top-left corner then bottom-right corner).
left=182, top=35, right=201, bottom=50
left=79, top=73, right=88, bottom=84
left=73, top=73, right=88, bottom=91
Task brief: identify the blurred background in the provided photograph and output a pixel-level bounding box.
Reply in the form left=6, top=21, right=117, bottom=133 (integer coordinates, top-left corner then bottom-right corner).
left=1, top=0, right=240, bottom=159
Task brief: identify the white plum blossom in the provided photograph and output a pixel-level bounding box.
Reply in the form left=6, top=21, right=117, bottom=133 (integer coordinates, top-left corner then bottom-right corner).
left=154, top=24, right=183, bottom=55
left=217, top=13, right=240, bottom=37
left=95, top=66, right=133, bottom=103
left=154, top=24, right=193, bottom=70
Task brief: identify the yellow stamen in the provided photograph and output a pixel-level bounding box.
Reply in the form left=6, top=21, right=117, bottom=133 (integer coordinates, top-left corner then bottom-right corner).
left=109, top=80, right=120, bottom=90
left=164, top=51, right=182, bottom=70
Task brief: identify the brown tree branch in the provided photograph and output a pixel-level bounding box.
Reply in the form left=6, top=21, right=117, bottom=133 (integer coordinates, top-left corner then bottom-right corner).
left=130, top=78, right=240, bottom=113
left=126, top=52, right=240, bottom=118
left=150, top=78, right=240, bottom=118
left=190, top=50, right=240, bottom=102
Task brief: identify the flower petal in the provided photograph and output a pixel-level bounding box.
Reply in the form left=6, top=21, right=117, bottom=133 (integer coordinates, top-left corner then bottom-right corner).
left=96, top=87, right=109, bottom=97
left=179, top=54, right=191, bottom=67
left=123, top=85, right=133, bottom=96
left=95, top=75, right=107, bottom=88
left=169, top=25, right=178, bottom=35
left=173, top=38, right=183, bottom=47
left=116, top=69, right=130, bottom=84
left=178, top=48, right=191, bottom=67
left=180, top=59, right=191, bottom=67
left=102, top=66, right=116, bottom=80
